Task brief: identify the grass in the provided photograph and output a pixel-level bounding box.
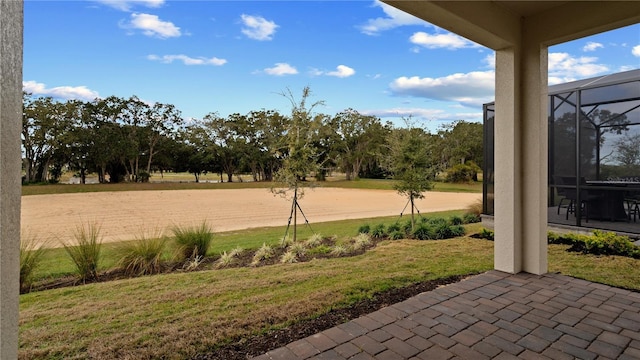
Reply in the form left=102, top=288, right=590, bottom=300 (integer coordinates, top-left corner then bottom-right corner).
left=18, top=222, right=640, bottom=359
left=172, top=222, right=215, bottom=261
left=62, top=223, right=103, bottom=282
left=22, top=177, right=482, bottom=196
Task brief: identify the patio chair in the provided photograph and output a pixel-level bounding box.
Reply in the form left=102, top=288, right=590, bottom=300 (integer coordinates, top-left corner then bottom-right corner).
left=625, top=197, right=639, bottom=222
left=557, top=176, right=601, bottom=222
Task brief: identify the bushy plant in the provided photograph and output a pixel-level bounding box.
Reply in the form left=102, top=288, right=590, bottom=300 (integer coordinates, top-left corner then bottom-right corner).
left=433, top=223, right=452, bottom=239
left=387, top=223, right=401, bottom=233
left=288, top=242, right=307, bottom=257
left=390, top=230, right=405, bottom=240
left=307, top=245, right=331, bottom=256
left=463, top=213, right=481, bottom=224
left=358, top=224, right=370, bottom=234
left=477, top=228, right=494, bottom=240
left=330, top=244, right=350, bottom=256
left=445, top=162, right=480, bottom=183
left=568, top=231, right=640, bottom=258
left=305, top=233, right=324, bottom=248
left=450, top=215, right=464, bottom=225
left=449, top=225, right=466, bottom=237
left=280, top=251, right=298, bottom=264
left=216, top=251, right=235, bottom=268
left=20, top=234, right=47, bottom=292
left=353, top=233, right=372, bottom=251
left=63, top=223, right=103, bottom=282
left=251, top=243, right=274, bottom=266
left=402, top=220, right=413, bottom=234
left=118, top=234, right=167, bottom=277
left=370, top=224, right=387, bottom=239
left=466, top=199, right=483, bottom=216
left=427, top=217, right=449, bottom=227
left=412, top=223, right=434, bottom=240
left=172, top=222, right=214, bottom=261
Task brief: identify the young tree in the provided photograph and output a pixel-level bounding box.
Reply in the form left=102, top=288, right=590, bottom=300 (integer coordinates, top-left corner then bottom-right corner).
left=272, top=86, right=324, bottom=243
left=385, top=121, right=438, bottom=230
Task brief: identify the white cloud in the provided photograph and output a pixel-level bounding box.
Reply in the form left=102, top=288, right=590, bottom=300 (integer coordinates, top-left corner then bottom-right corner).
left=583, top=41, right=604, bottom=52
left=358, top=0, right=427, bottom=35
left=548, top=52, right=609, bottom=84
left=632, top=45, right=640, bottom=57
left=147, top=54, right=227, bottom=66
left=483, top=53, right=496, bottom=69
left=23, top=81, right=100, bottom=101
left=410, top=31, right=479, bottom=50
left=312, top=65, right=356, bottom=78
left=362, top=107, right=482, bottom=123
left=95, top=0, right=164, bottom=12
left=264, top=63, right=298, bottom=76
left=240, top=14, right=278, bottom=41
left=123, top=13, right=181, bottom=38
left=389, top=71, right=495, bottom=108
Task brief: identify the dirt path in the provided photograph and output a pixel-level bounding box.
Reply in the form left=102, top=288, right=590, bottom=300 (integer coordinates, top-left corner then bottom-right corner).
left=21, top=188, right=481, bottom=247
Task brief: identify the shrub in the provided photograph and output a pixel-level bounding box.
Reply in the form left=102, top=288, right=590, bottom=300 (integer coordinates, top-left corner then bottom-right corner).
left=427, top=217, right=449, bottom=226
left=387, top=223, right=401, bottom=233
left=183, top=254, right=204, bottom=271
left=371, top=224, right=387, bottom=239
left=358, top=224, right=371, bottom=234
left=216, top=251, right=236, bottom=268
left=172, top=222, right=214, bottom=261
left=20, top=234, right=47, bottom=292
left=251, top=243, right=274, bottom=266
left=412, top=223, right=434, bottom=240
left=477, top=228, right=494, bottom=240
left=118, top=233, right=167, bottom=277
left=433, top=223, right=452, bottom=239
left=568, top=231, right=640, bottom=258
left=307, top=245, right=331, bottom=256
left=305, top=233, right=324, bottom=248
left=353, top=233, right=372, bottom=251
left=450, top=215, right=463, bottom=225
left=445, top=162, right=480, bottom=183
left=63, top=223, right=103, bottom=282
left=390, top=230, right=405, bottom=240
left=288, top=242, right=307, bottom=257
left=449, top=225, right=466, bottom=237
left=330, top=244, right=350, bottom=256
left=280, top=251, right=298, bottom=264
left=402, top=220, right=413, bottom=234
left=463, top=213, right=481, bottom=224
left=229, top=246, right=244, bottom=257
left=466, top=199, right=483, bottom=216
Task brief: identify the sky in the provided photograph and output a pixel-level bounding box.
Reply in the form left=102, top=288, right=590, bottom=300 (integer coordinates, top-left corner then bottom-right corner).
left=23, top=0, right=640, bottom=131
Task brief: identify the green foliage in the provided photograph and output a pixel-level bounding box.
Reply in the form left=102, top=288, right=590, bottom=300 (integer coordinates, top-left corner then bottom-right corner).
left=445, top=162, right=481, bottom=183
left=305, top=233, right=324, bottom=247
left=463, top=212, right=481, bottom=224
left=353, top=233, right=372, bottom=251
left=449, top=225, right=466, bottom=237
left=450, top=215, right=463, bottom=225
left=117, top=235, right=167, bottom=277
left=390, top=231, right=405, bottom=240
left=357, top=224, right=370, bottom=234
left=386, top=223, right=400, bottom=233
left=371, top=224, right=387, bottom=239
left=330, top=244, right=351, bottom=256
left=280, top=251, right=299, bottom=264
left=477, top=228, right=494, bottom=241
left=63, top=223, right=103, bottom=282
left=251, top=243, right=274, bottom=266
left=172, top=222, right=214, bottom=261
left=550, top=230, right=640, bottom=258
left=20, top=234, right=47, bottom=293
left=412, top=223, right=435, bottom=240
left=307, top=245, right=331, bottom=256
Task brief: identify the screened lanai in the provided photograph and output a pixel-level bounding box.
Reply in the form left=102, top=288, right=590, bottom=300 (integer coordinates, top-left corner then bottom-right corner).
left=484, top=69, right=640, bottom=236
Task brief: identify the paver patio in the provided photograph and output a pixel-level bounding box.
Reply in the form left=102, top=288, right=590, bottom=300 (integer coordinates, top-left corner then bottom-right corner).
left=254, top=271, right=640, bottom=359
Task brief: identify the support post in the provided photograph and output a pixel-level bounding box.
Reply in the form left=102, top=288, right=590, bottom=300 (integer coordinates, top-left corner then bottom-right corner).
left=1, top=0, right=23, bottom=358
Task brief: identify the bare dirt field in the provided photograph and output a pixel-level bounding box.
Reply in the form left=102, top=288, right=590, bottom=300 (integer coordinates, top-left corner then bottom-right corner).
left=21, top=188, right=481, bottom=247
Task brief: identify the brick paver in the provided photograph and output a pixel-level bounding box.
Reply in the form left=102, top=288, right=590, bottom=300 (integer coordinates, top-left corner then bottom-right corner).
left=254, top=271, right=640, bottom=359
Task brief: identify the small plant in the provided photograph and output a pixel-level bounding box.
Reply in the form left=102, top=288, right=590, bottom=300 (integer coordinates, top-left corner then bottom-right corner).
left=466, top=198, right=483, bottom=216
left=216, top=251, right=236, bottom=268
left=412, top=223, right=434, bottom=240
left=251, top=243, right=274, bottom=266
left=280, top=251, right=298, bottom=264
left=172, top=222, right=214, bottom=261
left=307, top=245, right=331, bottom=256
left=63, top=222, right=103, bottom=282
left=20, top=233, right=47, bottom=292
left=305, top=233, right=324, bottom=247
left=330, top=244, right=350, bottom=257
left=390, top=230, right=405, bottom=240
left=477, top=228, right=494, bottom=240
left=353, top=233, right=372, bottom=251
left=118, top=232, right=167, bottom=277
left=183, top=251, right=204, bottom=271
left=449, top=225, right=466, bottom=237
left=229, top=246, right=244, bottom=257
left=450, top=215, right=463, bottom=225
left=387, top=223, right=401, bottom=233
left=463, top=212, right=481, bottom=224
left=370, top=224, right=387, bottom=239
left=357, top=224, right=371, bottom=234
left=288, top=242, right=307, bottom=257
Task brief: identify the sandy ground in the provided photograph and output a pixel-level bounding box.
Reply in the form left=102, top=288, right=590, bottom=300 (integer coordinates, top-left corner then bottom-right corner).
left=21, top=188, right=481, bottom=248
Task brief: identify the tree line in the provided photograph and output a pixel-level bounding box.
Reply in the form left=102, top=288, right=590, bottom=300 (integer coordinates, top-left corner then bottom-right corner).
left=22, top=90, right=483, bottom=184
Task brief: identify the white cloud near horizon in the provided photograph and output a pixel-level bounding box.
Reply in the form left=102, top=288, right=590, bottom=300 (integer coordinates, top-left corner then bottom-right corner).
left=389, top=71, right=495, bottom=108
left=548, top=52, right=609, bottom=84
left=583, top=41, right=604, bottom=52
left=23, top=81, right=100, bottom=101
left=122, top=13, right=181, bottom=38
left=410, top=31, right=479, bottom=50
left=147, top=54, right=227, bottom=66
left=95, top=0, right=164, bottom=12
left=358, top=0, right=427, bottom=35
left=240, top=14, right=278, bottom=41
left=311, top=65, right=356, bottom=78
left=362, top=107, right=482, bottom=124
left=264, top=63, right=298, bottom=76
left=632, top=45, right=640, bottom=57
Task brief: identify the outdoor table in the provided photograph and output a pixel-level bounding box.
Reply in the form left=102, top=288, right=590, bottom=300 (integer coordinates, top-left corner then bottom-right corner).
left=585, top=181, right=640, bottom=221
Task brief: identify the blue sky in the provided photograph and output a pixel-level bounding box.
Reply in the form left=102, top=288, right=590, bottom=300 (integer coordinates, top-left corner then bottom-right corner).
left=24, top=1, right=639, bottom=131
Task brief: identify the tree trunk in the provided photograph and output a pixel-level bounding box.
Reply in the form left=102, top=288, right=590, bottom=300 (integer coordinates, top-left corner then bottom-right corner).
left=410, top=195, right=415, bottom=231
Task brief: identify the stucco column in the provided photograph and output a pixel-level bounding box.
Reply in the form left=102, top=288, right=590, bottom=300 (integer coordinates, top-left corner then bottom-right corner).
left=1, top=0, right=23, bottom=358
left=494, top=30, right=548, bottom=275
